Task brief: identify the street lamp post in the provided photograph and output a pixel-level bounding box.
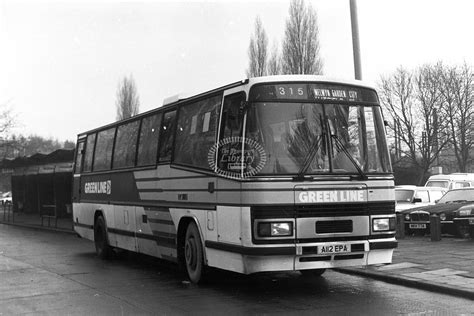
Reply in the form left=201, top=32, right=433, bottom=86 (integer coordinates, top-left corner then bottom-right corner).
left=350, top=0, right=362, bottom=80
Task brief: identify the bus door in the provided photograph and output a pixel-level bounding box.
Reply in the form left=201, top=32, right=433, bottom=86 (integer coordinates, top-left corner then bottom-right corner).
left=215, top=91, right=245, bottom=245
left=72, top=139, right=85, bottom=204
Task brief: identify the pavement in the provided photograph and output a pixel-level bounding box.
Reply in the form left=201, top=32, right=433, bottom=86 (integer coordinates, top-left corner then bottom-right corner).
left=2, top=209, right=474, bottom=300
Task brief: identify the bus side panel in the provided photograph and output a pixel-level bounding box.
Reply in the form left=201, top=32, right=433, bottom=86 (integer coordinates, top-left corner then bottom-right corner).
left=141, top=206, right=177, bottom=260
left=73, top=202, right=115, bottom=246
left=134, top=206, right=159, bottom=258
left=73, top=202, right=94, bottom=240
left=217, top=206, right=242, bottom=244
left=112, top=205, right=137, bottom=252
left=206, top=249, right=246, bottom=273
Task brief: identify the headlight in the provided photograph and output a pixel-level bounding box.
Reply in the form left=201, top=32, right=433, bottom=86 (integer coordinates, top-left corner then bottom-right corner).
left=257, top=222, right=293, bottom=237
left=373, top=218, right=396, bottom=232
left=459, top=209, right=472, bottom=216
left=405, top=214, right=411, bottom=221
left=439, top=213, right=446, bottom=221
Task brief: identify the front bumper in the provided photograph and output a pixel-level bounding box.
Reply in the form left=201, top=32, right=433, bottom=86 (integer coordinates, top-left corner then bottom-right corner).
left=206, top=238, right=397, bottom=274
left=453, top=217, right=474, bottom=226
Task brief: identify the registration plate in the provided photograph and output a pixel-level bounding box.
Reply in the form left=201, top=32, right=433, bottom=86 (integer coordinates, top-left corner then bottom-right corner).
left=409, top=223, right=427, bottom=229
left=318, top=243, right=351, bottom=254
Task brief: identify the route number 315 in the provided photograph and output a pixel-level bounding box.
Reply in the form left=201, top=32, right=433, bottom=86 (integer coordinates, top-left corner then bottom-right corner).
left=278, top=86, right=305, bottom=97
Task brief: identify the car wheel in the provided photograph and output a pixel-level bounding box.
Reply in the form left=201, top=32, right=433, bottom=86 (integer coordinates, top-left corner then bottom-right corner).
left=469, top=227, right=474, bottom=239
left=94, top=216, right=112, bottom=259
left=456, top=224, right=470, bottom=239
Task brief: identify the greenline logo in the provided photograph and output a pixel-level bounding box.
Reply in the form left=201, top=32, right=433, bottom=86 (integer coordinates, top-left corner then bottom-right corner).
left=84, top=180, right=111, bottom=195
left=208, top=137, right=267, bottom=180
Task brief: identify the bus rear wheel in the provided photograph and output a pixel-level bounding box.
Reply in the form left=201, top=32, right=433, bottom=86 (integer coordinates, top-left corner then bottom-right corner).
left=94, top=215, right=112, bottom=259
left=184, top=222, right=205, bottom=283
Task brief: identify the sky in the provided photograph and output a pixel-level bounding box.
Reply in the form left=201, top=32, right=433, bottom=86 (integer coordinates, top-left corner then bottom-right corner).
left=1, top=0, right=473, bottom=142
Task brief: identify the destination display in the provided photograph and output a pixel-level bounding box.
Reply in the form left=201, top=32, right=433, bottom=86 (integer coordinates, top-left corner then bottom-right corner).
left=249, top=83, right=379, bottom=103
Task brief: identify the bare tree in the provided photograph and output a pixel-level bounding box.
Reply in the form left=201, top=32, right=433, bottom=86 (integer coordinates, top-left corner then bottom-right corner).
left=440, top=63, right=474, bottom=172
left=246, top=16, right=268, bottom=78
left=0, top=102, right=17, bottom=158
left=267, top=41, right=282, bottom=76
left=379, top=65, right=448, bottom=184
left=281, top=0, right=323, bottom=75
left=116, top=74, right=140, bottom=121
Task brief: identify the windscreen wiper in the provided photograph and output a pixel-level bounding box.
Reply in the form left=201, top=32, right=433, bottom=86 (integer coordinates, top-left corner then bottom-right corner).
left=294, top=135, right=322, bottom=181
left=331, top=134, right=367, bottom=180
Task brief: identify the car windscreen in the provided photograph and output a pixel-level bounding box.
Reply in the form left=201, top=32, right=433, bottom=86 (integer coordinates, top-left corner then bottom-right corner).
left=437, top=190, right=474, bottom=204
left=425, top=180, right=449, bottom=188
left=395, top=189, right=414, bottom=202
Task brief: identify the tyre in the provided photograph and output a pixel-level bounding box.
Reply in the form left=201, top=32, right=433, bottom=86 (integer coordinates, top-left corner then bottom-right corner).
left=470, top=227, right=474, bottom=239
left=184, top=222, right=205, bottom=283
left=456, top=224, right=470, bottom=239
left=94, top=215, right=112, bottom=259
left=300, top=269, right=326, bottom=277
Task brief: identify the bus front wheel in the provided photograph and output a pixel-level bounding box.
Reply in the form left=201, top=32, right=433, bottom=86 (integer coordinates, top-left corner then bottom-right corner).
left=184, top=222, right=205, bottom=283
left=94, top=215, right=112, bottom=259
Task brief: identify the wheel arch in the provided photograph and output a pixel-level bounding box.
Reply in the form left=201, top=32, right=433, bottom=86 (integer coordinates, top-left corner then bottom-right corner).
left=177, top=216, right=207, bottom=266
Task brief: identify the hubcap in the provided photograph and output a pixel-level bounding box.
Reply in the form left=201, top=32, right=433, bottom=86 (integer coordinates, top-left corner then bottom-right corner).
left=185, top=237, right=197, bottom=270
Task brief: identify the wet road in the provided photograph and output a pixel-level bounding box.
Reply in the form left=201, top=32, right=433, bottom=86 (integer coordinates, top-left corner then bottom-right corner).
left=0, top=224, right=472, bottom=315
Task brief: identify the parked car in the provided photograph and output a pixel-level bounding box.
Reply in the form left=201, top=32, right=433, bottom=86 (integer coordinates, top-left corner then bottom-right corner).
left=453, top=204, right=474, bottom=239
left=0, top=191, right=12, bottom=205
left=401, top=187, right=474, bottom=237
left=395, top=185, right=446, bottom=212
left=425, top=173, right=474, bottom=190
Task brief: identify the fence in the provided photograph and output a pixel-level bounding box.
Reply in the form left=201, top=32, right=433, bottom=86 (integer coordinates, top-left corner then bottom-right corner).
left=1, top=202, right=14, bottom=222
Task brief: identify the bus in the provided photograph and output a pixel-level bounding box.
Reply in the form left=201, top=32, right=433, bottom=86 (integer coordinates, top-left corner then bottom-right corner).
left=72, top=75, right=396, bottom=283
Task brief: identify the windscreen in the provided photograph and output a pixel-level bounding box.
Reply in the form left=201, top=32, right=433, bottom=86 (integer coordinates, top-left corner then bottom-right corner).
left=243, top=82, right=391, bottom=177
left=215, top=82, right=391, bottom=179
left=245, top=102, right=390, bottom=175
left=425, top=180, right=449, bottom=188
left=438, top=189, right=474, bottom=203
left=395, top=190, right=415, bottom=202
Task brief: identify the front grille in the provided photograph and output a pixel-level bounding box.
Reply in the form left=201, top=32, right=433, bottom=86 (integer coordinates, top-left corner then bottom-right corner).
left=368, top=202, right=396, bottom=215
left=297, top=203, right=368, bottom=217
left=252, top=201, right=395, bottom=219
left=316, top=220, right=353, bottom=233
left=299, top=254, right=364, bottom=262
left=409, top=212, right=430, bottom=222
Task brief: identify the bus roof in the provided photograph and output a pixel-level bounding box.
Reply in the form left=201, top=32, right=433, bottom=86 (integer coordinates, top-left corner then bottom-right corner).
left=247, top=75, right=376, bottom=90
left=77, top=75, right=376, bottom=138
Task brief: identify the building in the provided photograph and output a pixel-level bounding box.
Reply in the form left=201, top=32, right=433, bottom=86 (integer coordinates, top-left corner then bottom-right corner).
left=0, top=149, right=74, bottom=219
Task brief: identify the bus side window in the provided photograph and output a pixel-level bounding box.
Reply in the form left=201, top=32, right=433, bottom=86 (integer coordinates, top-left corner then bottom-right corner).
left=93, top=127, right=116, bottom=171
left=220, top=92, right=245, bottom=140
left=113, top=120, right=140, bottom=169
left=137, top=113, right=162, bottom=166
left=174, top=94, right=222, bottom=169
left=83, top=133, right=96, bottom=172
left=159, top=110, right=177, bottom=162
left=74, top=141, right=85, bottom=174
